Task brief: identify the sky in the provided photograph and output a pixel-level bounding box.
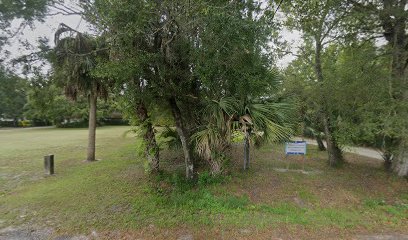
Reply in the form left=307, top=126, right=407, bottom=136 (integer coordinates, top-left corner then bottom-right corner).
left=7, top=15, right=88, bottom=55
left=2, top=6, right=301, bottom=75
left=1, top=13, right=90, bottom=75
left=277, top=29, right=302, bottom=68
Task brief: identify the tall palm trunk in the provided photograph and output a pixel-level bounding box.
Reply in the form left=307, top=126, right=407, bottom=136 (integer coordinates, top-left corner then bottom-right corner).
left=136, top=101, right=159, bottom=173
left=87, top=93, right=97, bottom=161
left=209, top=159, right=222, bottom=176
left=169, top=97, right=194, bottom=180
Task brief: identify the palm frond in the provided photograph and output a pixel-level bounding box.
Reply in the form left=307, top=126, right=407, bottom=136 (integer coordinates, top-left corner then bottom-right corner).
left=159, top=126, right=182, bottom=150
left=53, top=24, right=109, bottom=101
left=191, top=124, right=228, bottom=159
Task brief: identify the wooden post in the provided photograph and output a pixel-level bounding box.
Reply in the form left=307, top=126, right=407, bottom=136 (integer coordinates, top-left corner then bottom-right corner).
left=44, top=155, right=54, bottom=175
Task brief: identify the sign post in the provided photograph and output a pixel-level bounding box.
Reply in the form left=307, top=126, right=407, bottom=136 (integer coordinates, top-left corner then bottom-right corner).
left=285, top=141, right=307, bottom=170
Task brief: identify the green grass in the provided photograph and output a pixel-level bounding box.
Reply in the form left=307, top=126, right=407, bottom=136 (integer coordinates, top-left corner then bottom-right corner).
left=0, top=126, right=407, bottom=238
left=0, top=126, right=142, bottom=230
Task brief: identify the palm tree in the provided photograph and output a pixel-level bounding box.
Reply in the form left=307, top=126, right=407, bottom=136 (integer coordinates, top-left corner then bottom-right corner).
left=192, top=96, right=293, bottom=174
left=234, top=97, right=294, bottom=170
left=192, top=97, right=236, bottom=175
left=53, top=24, right=108, bottom=162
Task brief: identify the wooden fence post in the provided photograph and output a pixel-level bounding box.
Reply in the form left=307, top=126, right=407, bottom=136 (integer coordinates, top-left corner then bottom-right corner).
left=44, top=154, right=54, bottom=175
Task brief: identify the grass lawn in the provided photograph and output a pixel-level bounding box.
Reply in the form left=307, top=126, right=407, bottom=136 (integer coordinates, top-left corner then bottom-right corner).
left=0, top=126, right=407, bottom=239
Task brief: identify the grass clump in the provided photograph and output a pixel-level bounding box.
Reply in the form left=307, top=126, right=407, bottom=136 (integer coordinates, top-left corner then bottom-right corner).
left=148, top=171, right=247, bottom=213
left=363, top=197, right=408, bottom=219
left=129, top=171, right=250, bottom=227
left=364, top=198, right=387, bottom=208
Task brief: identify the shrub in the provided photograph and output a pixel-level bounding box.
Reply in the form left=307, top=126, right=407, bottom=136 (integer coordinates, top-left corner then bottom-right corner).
left=19, top=120, right=32, bottom=127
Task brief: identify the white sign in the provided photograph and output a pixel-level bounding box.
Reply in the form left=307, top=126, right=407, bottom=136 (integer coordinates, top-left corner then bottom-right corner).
left=285, top=141, right=307, bottom=155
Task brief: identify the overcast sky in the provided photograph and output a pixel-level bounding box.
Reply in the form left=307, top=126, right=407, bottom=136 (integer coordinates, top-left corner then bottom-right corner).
left=3, top=9, right=301, bottom=75
left=2, top=13, right=89, bottom=74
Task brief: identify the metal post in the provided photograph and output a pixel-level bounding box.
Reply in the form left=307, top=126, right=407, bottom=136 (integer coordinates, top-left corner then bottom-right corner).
left=44, top=154, right=54, bottom=175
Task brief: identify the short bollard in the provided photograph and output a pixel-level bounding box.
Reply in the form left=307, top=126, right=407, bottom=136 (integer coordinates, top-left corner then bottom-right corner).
left=44, top=154, right=54, bottom=175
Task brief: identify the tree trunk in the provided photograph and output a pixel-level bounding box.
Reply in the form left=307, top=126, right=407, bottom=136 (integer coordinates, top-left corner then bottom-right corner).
left=378, top=1, right=408, bottom=177
left=243, top=131, right=250, bottom=170
left=381, top=135, right=396, bottom=171
left=168, top=97, right=194, bottom=180
left=209, top=158, right=222, bottom=176
left=322, top=114, right=343, bottom=167
left=136, top=101, right=159, bottom=173
left=87, top=93, right=97, bottom=161
left=314, top=40, right=343, bottom=167
left=316, top=134, right=326, bottom=151
left=383, top=150, right=393, bottom=171
left=394, top=141, right=408, bottom=177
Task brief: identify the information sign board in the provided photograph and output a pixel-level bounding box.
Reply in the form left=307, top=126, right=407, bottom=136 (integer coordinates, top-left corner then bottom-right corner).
left=285, top=141, right=307, bottom=155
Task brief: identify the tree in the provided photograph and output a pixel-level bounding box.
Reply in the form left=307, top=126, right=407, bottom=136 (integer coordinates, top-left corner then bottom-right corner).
left=281, top=0, right=356, bottom=167
left=0, top=0, right=50, bottom=24
left=284, top=37, right=398, bottom=170
left=323, top=42, right=392, bottom=158
left=89, top=0, right=282, bottom=179
left=0, top=67, right=26, bottom=124
left=24, top=76, right=89, bottom=126
left=192, top=95, right=293, bottom=175
left=283, top=56, right=327, bottom=151
left=235, top=97, right=293, bottom=170
left=53, top=24, right=108, bottom=162
left=87, top=14, right=163, bottom=172
left=0, top=0, right=50, bottom=44
left=0, top=0, right=55, bottom=64
left=349, top=0, right=408, bottom=177
left=94, top=60, right=161, bottom=173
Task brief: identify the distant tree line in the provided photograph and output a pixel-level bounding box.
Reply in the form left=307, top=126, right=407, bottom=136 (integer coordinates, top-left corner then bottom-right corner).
left=0, top=68, right=126, bottom=128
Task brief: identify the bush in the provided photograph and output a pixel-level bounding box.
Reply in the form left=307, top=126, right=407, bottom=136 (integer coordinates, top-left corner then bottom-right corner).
left=19, top=120, right=32, bottom=127
left=56, top=118, right=129, bottom=128
left=100, top=118, right=129, bottom=126
left=31, top=119, right=52, bottom=127
left=197, top=171, right=229, bottom=186
left=0, top=120, right=16, bottom=127
left=57, top=120, right=88, bottom=128
left=147, top=171, right=248, bottom=214
left=153, top=170, right=230, bottom=196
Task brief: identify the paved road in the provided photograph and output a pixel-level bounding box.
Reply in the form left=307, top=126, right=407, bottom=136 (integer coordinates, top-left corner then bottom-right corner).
left=293, top=137, right=383, bottom=160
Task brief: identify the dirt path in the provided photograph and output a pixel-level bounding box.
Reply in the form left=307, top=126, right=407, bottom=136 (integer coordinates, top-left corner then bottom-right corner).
left=293, top=137, right=383, bottom=160
left=1, top=226, right=407, bottom=240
